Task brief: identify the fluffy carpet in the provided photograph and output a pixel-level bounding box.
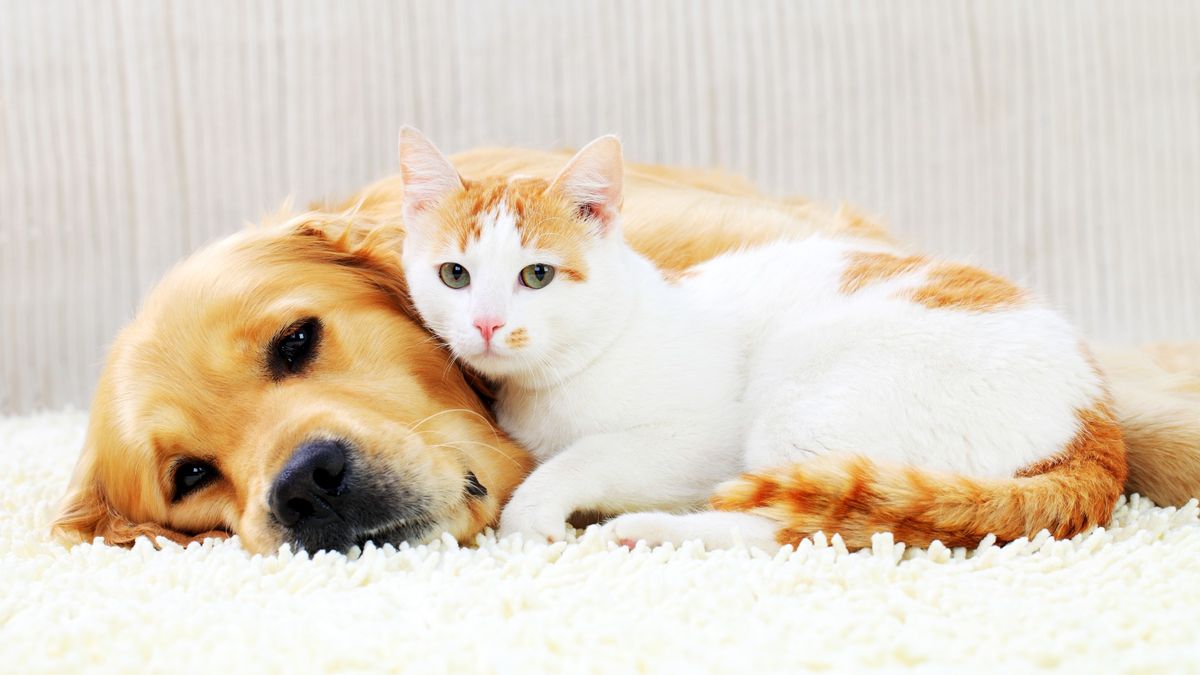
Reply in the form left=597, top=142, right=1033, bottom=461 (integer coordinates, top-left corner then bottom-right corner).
left=3, top=411, right=1199, bottom=673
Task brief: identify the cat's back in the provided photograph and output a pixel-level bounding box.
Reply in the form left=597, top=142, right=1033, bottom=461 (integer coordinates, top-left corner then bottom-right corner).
left=690, top=235, right=1105, bottom=477
left=678, top=235, right=894, bottom=327
left=686, top=234, right=1097, bottom=394
left=681, top=234, right=1062, bottom=334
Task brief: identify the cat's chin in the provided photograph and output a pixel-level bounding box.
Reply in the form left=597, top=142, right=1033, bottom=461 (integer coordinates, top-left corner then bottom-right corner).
left=461, top=350, right=512, bottom=371
left=462, top=351, right=533, bottom=380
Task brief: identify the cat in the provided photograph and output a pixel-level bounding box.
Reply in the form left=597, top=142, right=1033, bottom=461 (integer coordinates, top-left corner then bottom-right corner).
left=397, top=126, right=1126, bottom=551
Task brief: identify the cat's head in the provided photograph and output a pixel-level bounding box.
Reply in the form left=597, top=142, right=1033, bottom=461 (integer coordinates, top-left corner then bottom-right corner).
left=398, top=128, right=627, bottom=382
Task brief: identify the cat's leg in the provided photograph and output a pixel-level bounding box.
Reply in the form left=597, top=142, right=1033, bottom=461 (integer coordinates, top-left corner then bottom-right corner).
left=608, top=511, right=780, bottom=552
left=742, top=387, right=836, bottom=471
left=739, top=329, right=898, bottom=472
left=497, top=429, right=731, bottom=543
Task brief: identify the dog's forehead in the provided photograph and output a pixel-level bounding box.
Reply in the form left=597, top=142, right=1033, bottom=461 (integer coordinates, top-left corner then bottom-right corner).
left=109, top=326, right=225, bottom=458
left=146, top=230, right=304, bottom=309
left=139, top=229, right=350, bottom=339
left=110, top=235, right=306, bottom=435
left=107, top=223, right=415, bottom=442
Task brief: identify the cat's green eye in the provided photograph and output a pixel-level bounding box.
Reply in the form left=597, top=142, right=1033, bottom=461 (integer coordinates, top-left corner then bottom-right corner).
left=439, top=263, right=471, bottom=289
left=519, top=264, right=556, bottom=289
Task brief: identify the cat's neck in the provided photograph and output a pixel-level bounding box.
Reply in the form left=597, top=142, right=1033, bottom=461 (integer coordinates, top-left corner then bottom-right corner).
left=503, top=240, right=665, bottom=392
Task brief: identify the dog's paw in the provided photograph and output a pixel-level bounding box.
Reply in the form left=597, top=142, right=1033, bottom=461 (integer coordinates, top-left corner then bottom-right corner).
left=608, top=511, right=685, bottom=549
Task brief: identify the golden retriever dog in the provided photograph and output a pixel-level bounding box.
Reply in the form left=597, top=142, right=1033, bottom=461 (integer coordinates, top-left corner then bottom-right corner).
left=53, top=147, right=1200, bottom=553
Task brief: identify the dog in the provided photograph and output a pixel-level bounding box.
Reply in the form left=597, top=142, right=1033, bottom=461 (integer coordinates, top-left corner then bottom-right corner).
left=53, top=147, right=1200, bottom=553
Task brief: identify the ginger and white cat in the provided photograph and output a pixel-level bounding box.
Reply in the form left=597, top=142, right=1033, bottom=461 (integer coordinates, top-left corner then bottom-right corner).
left=398, top=127, right=1126, bottom=551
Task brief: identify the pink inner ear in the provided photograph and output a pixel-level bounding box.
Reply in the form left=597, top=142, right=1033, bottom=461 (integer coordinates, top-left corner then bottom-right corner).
left=406, top=188, right=439, bottom=214
left=403, top=166, right=458, bottom=212
left=577, top=202, right=603, bottom=221
left=398, top=128, right=463, bottom=215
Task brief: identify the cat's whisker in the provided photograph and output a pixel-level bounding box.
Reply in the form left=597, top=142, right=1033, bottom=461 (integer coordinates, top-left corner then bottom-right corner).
left=408, top=407, right=485, bottom=433
left=441, top=354, right=457, bottom=379
left=407, top=405, right=504, bottom=454
left=415, top=333, right=447, bottom=347
left=429, top=440, right=524, bottom=471
left=397, top=424, right=519, bottom=473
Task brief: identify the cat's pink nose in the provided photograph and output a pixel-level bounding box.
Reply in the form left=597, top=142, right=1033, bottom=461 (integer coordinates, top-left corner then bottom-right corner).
left=474, top=317, right=505, bottom=344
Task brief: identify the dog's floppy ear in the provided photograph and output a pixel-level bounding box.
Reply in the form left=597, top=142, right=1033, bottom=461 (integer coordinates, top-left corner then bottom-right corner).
left=52, top=467, right=114, bottom=544
left=53, top=480, right=220, bottom=547
left=53, top=422, right=228, bottom=548
left=282, top=212, right=415, bottom=315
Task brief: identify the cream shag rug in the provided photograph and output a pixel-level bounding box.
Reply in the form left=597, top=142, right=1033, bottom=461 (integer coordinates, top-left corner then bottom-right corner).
left=3, top=412, right=1199, bottom=673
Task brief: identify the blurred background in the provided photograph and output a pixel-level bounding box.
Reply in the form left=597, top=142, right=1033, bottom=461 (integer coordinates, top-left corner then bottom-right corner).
left=2, top=0, right=1198, bottom=413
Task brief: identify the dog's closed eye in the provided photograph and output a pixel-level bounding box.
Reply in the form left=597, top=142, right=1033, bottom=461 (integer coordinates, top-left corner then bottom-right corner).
left=269, top=317, right=320, bottom=379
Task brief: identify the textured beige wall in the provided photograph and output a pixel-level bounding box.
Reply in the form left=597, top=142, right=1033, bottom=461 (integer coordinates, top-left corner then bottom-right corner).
left=2, top=1, right=1199, bottom=413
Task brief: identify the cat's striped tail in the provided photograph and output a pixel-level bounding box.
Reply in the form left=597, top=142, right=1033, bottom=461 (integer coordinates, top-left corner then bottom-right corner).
left=711, top=405, right=1128, bottom=549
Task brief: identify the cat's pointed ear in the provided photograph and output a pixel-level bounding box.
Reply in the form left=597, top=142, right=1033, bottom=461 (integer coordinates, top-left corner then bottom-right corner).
left=398, top=126, right=464, bottom=220
left=549, top=135, right=624, bottom=233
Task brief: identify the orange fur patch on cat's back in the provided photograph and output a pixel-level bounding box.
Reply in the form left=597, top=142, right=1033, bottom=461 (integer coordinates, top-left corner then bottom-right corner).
left=912, top=263, right=1025, bottom=312
left=433, top=176, right=591, bottom=281
left=841, top=251, right=1027, bottom=313
left=839, top=251, right=928, bottom=294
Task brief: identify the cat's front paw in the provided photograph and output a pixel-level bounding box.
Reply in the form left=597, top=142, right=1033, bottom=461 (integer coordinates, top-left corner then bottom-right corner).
left=608, top=512, right=685, bottom=549
left=497, top=501, right=571, bottom=544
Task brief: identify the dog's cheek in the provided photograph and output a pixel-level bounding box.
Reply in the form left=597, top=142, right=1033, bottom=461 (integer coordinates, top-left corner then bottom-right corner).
left=235, top=501, right=283, bottom=554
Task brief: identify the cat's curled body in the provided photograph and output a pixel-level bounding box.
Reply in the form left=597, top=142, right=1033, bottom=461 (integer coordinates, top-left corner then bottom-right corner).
left=398, top=128, right=1126, bottom=551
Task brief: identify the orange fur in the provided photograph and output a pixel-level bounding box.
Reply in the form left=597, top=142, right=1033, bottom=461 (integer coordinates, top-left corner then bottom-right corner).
left=840, top=253, right=1026, bottom=314
left=431, top=175, right=591, bottom=282
left=839, top=251, right=929, bottom=294
left=832, top=204, right=894, bottom=242
left=912, top=262, right=1026, bottom=312
left=1096, top=344, right=1200, bottom=505
left=54, top=212, right=533, bottom=552
left=54, top=480, right=229, bottom=547
left=1143, top=342, right=1200, bottom=375
left=504, top=327, right=530, bottom=350
left=425, top=147, right=895, bottom=272
left=713, top=404, right=1126, bottom=548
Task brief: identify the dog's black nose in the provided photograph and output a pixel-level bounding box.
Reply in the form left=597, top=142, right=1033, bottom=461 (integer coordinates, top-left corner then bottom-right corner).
left=269, top=439, right=349, bottom=528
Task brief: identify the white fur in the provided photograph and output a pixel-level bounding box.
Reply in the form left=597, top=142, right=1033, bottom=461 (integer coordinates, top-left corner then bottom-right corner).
left=406, top=210, right=1105, bottom=547
left=400, top=139, right=1105, bottom=549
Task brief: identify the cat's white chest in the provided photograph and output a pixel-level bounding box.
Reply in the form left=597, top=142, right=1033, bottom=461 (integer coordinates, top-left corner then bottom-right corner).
left=493, top=301, right=746, bottom=464
left=495, top=386, right=587, bottom=461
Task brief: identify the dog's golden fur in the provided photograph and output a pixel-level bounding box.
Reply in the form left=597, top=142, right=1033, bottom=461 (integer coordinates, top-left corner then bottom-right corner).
left=1098, top=344, right=1200, bottom=505
left=54, top=148, right=1200, bottom=552
left=55, top=213, right=534, bottom=551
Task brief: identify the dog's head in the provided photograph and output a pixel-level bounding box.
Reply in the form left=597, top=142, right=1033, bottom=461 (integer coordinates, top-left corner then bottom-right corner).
left=52, top=212, right=531, bottom=553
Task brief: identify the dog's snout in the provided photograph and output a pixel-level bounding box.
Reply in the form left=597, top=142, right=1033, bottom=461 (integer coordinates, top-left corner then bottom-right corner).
left=265, top=438, right=431, bottom=552
left=269, top=439, right=349, bottom=528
